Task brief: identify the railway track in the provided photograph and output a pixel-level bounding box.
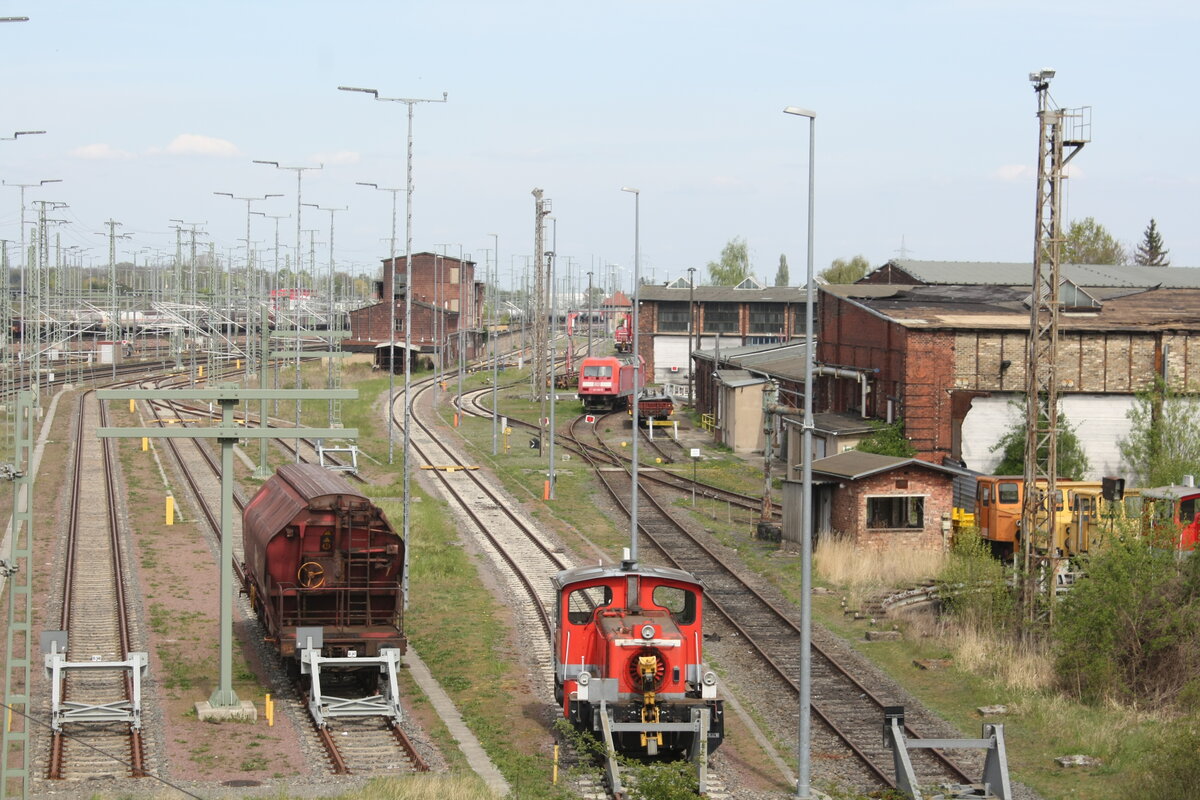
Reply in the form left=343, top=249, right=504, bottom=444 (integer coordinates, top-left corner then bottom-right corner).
left=47, top=390, right=146, bottom=780
left=134, top=378, right=424, bottom=777
left=403, top=378, right=736, bottom=799
left=459, top=387, right=780, bottom=520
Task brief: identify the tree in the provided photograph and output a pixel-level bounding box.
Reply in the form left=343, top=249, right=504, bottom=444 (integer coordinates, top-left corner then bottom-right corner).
left=774, top=253, right=789, bottom=287
left=1134, top=218, right=1170, bottom=266
left=990, top=401, right=1091, bottom=480
left=583, top=285, right=605, bottom=308
left=819, top=254, right=870, bottom=284
left=706, top=237, right=751, bottom=286
left=855, top=419, right=917, bottom=458
left=1118, top=379, right=1200, bottom=487
left=1063, top=217, right=1128, bottom=265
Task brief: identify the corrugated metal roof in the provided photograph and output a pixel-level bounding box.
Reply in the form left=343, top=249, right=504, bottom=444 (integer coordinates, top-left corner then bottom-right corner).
left=834, top=285, right=1200, bottom=331
left=716, top=369, right=768, bottom=388
left=878, top=259, right=1200, bottom=288
left=781, top=412, right=877, bottom=436
left=639, top=285, right=808, bottom=303
left=694, top=341, right=808, bottom=362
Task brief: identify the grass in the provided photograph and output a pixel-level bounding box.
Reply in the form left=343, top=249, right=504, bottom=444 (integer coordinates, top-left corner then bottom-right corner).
left=813, top=534, right=948, bottom=607
left=363, top=488, right=573, bottom=800
left=798, top=539, right=1186, bottom=800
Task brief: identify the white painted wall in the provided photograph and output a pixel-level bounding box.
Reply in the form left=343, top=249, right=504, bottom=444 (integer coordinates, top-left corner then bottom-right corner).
left=653, top=334, right=720, bottom=385
left=960, top=392, right=1135, bottom=480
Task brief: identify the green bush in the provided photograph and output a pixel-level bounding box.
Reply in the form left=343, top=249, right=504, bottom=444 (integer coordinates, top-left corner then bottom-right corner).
left=937, top=527, right=1013, bottom=632
left=1054, top=538, right=1200, bottom=705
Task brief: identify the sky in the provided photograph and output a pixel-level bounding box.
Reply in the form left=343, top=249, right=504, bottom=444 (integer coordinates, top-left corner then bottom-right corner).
left=1, top=0, right=1197, bottom=295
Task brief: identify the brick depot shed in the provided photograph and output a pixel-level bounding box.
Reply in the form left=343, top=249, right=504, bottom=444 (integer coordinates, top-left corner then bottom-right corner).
left=790, top=450, right=957, bottom=551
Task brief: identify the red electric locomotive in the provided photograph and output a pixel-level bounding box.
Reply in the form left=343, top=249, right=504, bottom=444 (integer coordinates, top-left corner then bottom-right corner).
left=241, top=464, right=406, bottom=672
left=578, top=354, right=646, bottom=412
left=552, top=560, right=724, bottom=759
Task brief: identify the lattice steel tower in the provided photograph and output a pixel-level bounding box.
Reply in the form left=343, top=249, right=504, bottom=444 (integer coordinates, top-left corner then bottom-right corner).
left=1021, top=69, right=1090, bottom=623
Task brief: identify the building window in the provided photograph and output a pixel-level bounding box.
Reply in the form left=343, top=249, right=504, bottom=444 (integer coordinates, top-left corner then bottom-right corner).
left=703, top=302, right=738, bottom=333
left=866, top=495, right=924, bottom=529
left=749, top=303, right=784, bottom=334
left=657, top=301, right=690, bottom=333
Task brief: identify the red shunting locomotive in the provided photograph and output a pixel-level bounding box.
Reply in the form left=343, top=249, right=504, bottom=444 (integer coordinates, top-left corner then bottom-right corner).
left=553, top=561, right=724, bottom=758
left=241, top=464, right=406, bottom=671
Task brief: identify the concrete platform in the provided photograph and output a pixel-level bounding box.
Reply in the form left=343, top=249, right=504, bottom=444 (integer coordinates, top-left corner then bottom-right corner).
left=194, top=700, right=258, bottom=722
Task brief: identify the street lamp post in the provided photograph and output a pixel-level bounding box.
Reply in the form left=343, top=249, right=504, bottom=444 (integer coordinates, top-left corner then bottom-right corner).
left=4, top=177, right=60, bottom=385
left=253, top=159, right=323, bottom=461
left=687, top=265, right=696, bottom=409
left=213, top=191, right=283, bottom=369
left=547, top=245, right=557, bottom=500
left=784, top=104, right=816, bottom=800
left=302, top=203, right=347, bottom=428
left=621, top=187, right=641, bottom=562
left=357, top=181, right=402, bottom=464
left=586, top=270, right=594, bottom=358
left=339, top=85, right=447, bottom=610
left=490, top=233, right=500, bottom=456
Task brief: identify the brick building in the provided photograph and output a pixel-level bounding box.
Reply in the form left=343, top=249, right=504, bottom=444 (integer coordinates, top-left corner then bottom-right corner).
left=821, top=268, right=1200, bottom=478
left=347, top=252, right=485, bottom=363
left=783, top=451, right=957, bottom=549
left=635, top=282, right=807, bottom=396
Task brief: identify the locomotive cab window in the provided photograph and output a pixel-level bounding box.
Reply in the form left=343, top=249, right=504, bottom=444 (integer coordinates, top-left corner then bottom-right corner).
left=583, top=365, right=613, bottom=378
left=997, top=483, right=1019, bottom=504
left=651, top=585, right=696, bottom=625
left=566, top=585, right=611, bottom=624
left=979, top=485, right=991, bottom=507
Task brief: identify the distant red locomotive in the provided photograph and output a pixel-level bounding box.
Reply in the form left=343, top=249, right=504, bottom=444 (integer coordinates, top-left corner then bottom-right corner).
left=241, top=464, right=405, bottom=671
left=614, top=322, right=633, bottom=353
left=578, top=354, right=646, bottom=412
left=553, top=561, right=724, bottom=759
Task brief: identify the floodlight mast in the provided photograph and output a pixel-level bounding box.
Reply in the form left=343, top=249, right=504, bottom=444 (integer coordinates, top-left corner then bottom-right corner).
left=1021, top=68, right=1088, bottom=626
left=783, top=102, right=816, bottom=800
left=338, top=84, right=447, bottom=610
left=253, top=159, right=323, bottom=460
left=356, top=181, right=403, bottom=464
left=620, top=187, right=640, bottom=564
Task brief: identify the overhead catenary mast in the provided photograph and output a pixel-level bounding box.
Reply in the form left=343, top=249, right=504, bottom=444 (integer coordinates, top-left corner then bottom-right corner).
left=1021, top=69, right=1089, bottom=625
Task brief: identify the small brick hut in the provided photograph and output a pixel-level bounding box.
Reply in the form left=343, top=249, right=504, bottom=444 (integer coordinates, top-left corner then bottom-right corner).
left=786, top=451, right=958, bottom=551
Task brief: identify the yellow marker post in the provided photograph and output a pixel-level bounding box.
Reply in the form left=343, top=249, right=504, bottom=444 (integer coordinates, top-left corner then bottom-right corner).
left=552, top=744, right=559, bottom=784
left=265, top=694, right=274, bottom=726
left=142, top=437, right=149, bottom=452
left=198, top=365, right=204, bottom=378
left=236, top=359, right=241, bottom=370
left=129, top=398, right=135, bottom=413
left=165, top=496, right=175, bottom=526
